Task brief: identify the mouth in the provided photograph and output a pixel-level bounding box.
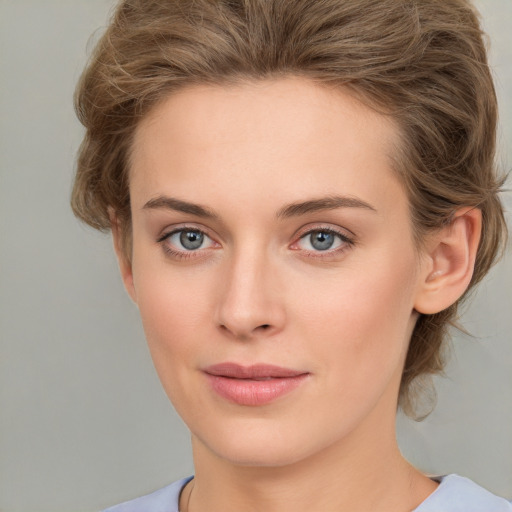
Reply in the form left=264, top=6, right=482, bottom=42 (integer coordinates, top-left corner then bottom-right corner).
left=203, top=363, right=310, bottom=406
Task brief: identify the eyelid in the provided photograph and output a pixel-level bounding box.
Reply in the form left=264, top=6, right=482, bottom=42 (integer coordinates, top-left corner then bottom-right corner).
left=157, top=224, right=221, bottom=260
left=156, top=223, right=217, bottom=244
left=289, top=224, right=355, bottom=254
left=292, top=223, right=355, bottom=243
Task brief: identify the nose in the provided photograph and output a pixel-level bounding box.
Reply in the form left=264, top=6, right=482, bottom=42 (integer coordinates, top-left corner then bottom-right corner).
left=214, top=246, right=286, bottom=340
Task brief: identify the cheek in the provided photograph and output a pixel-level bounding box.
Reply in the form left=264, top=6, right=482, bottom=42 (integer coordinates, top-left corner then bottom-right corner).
left=292, top=253, right=418, bottom=393
left=132, top=258, right=213, bottom=380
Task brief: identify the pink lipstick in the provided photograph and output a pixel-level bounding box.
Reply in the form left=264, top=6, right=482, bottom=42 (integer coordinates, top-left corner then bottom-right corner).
left=203, top=363, right=309, bottom=406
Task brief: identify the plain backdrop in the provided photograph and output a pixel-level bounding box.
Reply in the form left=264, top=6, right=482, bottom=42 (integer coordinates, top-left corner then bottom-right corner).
left=0, top=1, right=511, bottom=511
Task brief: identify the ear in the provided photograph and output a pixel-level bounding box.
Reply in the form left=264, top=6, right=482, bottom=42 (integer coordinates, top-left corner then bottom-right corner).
left=109, top=208, right=137, bottom=304
left=414, top=207, right=482, bottom=315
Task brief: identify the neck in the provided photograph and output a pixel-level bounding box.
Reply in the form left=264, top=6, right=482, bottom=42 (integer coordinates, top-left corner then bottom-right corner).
left=184, top=402, right=437, bottom=512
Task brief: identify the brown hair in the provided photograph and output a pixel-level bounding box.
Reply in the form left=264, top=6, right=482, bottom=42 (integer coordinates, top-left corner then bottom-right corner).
left=71, top=0, right=508, bottom=417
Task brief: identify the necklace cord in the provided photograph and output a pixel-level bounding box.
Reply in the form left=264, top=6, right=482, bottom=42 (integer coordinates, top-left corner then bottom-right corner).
left=182, top=480, right=194, bottom=512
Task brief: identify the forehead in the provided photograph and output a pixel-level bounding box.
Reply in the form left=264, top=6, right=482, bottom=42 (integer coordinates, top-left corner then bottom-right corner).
left=132, top=77, right=398, bottom=159
left=129, top=77, right=405, bottom=218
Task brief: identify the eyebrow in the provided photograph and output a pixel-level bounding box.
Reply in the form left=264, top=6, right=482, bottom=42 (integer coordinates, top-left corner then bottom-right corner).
left=142, top=194, right=376, bottom=219
left=276, top=195, right=377, bottom=218
left=143, top=196, right=218, bottom=219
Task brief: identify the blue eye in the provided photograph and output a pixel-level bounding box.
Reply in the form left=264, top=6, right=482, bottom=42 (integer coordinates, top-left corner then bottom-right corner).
left=164, top=229, right=215, bottom=251
left=179, top=230, right=204, bottom=250
left=297, top=229, right=348, bottom=252
left=309, top=231, right=336, bottom=251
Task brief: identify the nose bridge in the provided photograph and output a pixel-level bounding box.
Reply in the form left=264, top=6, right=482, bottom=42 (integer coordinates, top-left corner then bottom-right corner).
left=215, top=240, right=284, bottom=339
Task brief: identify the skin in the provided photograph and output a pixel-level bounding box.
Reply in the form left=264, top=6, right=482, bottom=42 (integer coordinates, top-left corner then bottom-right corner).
left=113, top=77, right=481, bottom=511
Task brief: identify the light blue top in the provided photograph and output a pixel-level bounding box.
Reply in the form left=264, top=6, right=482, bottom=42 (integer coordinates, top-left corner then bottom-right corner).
left=103, top=474, right=512, bottom=512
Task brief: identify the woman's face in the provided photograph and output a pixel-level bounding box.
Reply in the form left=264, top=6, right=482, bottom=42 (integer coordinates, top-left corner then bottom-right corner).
left=123, top=77, right=428, bottom=467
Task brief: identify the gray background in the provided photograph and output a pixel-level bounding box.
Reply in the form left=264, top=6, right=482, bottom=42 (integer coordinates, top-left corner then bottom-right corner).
left=0, top=1, right=510, bottom=511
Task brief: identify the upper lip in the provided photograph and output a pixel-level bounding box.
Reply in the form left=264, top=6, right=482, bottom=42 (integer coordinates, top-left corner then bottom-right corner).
left=204, top=363, right=308, bottom=379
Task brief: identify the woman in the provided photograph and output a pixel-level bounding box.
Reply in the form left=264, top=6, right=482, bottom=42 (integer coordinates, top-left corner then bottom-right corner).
left=71, top=0, right=511, bottom=510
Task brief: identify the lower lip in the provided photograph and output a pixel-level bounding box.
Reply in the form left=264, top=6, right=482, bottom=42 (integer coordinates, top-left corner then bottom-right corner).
left=205, top=374, right=309, bottom=406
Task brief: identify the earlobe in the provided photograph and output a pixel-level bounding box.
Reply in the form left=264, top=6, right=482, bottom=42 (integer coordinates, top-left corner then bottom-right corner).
left=414, top=207, right=482, bottom=315
left=109, top=208, right=137, bottom=304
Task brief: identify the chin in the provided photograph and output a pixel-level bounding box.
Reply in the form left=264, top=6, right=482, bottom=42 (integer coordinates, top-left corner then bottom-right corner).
left=191, top=414, right=342, bottom=469
left=208, top=438, right=310, bottom=468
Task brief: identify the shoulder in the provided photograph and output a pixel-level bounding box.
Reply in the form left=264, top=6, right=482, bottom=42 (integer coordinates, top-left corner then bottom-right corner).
left=415, top=474, right=512, bottom=512
left=100, top=474, right=511, bottom=512
left=102, top=477, right=192, bottom=512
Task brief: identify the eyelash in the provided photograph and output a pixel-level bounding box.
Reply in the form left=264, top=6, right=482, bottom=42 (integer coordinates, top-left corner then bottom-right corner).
left=157, top=225, right=355, bottom=261
left=292, top=226, right=355, bottom=259
left=157, top=227, right=217, bottom=261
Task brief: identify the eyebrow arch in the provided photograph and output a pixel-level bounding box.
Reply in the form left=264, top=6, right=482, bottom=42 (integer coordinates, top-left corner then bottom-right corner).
left=142, top=194, right=376, bottom=220
left=277, top=195, right=377, bottom=218
left=143, top=196, right=218, bottom=219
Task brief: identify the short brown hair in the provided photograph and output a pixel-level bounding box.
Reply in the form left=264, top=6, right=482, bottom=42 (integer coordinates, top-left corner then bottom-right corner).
left=71, top=0, right=508, bottom=417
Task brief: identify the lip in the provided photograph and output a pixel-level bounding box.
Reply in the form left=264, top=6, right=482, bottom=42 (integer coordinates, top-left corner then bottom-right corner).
left=203, top=363, right=309, bottom=406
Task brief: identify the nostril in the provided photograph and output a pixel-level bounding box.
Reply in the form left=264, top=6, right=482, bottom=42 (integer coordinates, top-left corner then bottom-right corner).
left=217, top=320, right=276, bottom=338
